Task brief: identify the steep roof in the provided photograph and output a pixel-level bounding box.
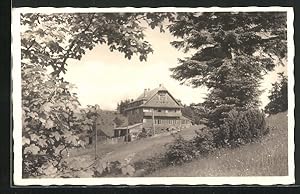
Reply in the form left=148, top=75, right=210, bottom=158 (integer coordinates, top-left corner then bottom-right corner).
left=136, top=88, right=158, bottom=101
left=127, top=84, right=182, bottom=110
left=135, top=85, right=168, bottom=101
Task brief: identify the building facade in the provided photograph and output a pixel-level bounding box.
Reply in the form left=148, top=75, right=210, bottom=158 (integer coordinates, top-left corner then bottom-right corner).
left=114, top=84, right=192, bottom=140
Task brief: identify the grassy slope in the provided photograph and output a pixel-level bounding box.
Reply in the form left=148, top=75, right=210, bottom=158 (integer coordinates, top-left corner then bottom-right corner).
left=148, top=111, right=288, bottom=177
left=67, top=125, right=202, bottom=167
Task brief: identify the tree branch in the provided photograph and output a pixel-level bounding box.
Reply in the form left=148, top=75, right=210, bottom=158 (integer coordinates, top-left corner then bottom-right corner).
left=53, top=14, right=96, bottom=77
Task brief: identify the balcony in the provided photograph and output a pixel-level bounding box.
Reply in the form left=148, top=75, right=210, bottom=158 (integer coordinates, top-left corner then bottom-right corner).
left=143, top=111, right=181, bottom=117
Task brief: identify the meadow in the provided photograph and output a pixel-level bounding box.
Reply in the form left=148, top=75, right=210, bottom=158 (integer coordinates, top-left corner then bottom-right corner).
left=64, top=112, right=288, bottom=177
left=148, top=111, right=288, bottom=177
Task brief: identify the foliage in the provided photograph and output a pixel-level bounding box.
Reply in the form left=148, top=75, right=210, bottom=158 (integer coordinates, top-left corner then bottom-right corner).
left=265, top=72, right=288, bottom=114
left=21, top=44, right=101, bottom=177
left=21, top=64, right=94, bottom=177
left=21, top=60, right=101, bottom=177
left=164, top=109, right=268, bottom=167
left=168, top=12, right=287, bottom=127
left=193, top=127, right=216, bottom=156
left=149, top=114, right=287, bottom=177
left=181, top=105, right=199, bottom=124
left=215, top=108, right=268, bottom=148
left=182, top=103, right=208, bottom=124
left=134, top=153, right=167, bottom=176
left=203, top=57, right=265, bottom=127
left=94, top=153, right=136, bottom=177
left=164, top=127, right=217, bottom=166
left=164, top=135, right=198, bottom=165
left=113, top=116, right=124, bottom=127
left=81, top=105, right=101, bottom=144
left=21, top=13, right=174, bottom=76
left=20, top=13, right=173, bottom=177
left=117, top=99, right=131, bottom=115
left=20, top=12, right=287, bottom=177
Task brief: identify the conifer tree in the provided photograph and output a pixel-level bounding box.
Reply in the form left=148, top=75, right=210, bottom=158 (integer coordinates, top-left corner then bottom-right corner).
left=169, top=12, right=287, bottom=127
left=265, top=72, right=288, bottom=114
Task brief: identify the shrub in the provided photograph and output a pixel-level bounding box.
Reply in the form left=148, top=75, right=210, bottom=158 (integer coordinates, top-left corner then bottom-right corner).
left=164, top=128, right=217, bottom=166
left=162, top=108, right=268, bottom=168
left=137, top=128, right=152, bottom=139
left=164, top=135, right=197, bottom=165
left=218, top=108, right=268, bottom=147
left=193, top=127, right=216, bottom=156
left=134, top=153, right=167, bottom=176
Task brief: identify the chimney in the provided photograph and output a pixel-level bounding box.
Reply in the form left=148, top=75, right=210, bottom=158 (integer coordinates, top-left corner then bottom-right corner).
left=144, top=89, right=147, bottom=97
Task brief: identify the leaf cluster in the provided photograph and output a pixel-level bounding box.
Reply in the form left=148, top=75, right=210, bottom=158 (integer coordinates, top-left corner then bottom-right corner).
left=21, top=13, right=174, bottom=77
left=21, top=63, right=102, bottom=177
left=20, top=12, right=174, bottom=177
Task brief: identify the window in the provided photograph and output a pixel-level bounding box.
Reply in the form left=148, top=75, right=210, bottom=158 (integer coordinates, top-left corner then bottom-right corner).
left=158, top=109, right=161, bottom=112
left=158, top=92, right=166, bottom=103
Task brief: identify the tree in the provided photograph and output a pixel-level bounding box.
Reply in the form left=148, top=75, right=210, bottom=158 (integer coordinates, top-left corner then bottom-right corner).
left=82, top=105, right=101, bottom=145
left=168, top=12, right=287, bottom=127
left=113, top=116, right=124, bottom=127
left=265, top=72, right=288, bottom=114
left=20, top=13, right=172, bottom=177
left=117, top=99, right=131, bottom=115
left=21, top=13, right=173, bottom=76
left=181, top=104, right=206, bottom=125
left=22, top=64, right=90, bottom=177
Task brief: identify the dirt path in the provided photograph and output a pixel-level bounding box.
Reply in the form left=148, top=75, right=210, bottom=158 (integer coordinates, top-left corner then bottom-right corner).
left=68, top=125, right=202, bottom=166
left=97, top=125, right=201, bottom=163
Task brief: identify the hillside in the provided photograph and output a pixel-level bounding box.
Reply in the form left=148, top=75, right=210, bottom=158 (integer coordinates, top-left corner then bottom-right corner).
left=66, top=125, right=202, bottom=173
left=96, top=110, right=128, bottom=137
left=148, top=111, right=288, bottom=177
left=66, top=112, right=288, bottom=177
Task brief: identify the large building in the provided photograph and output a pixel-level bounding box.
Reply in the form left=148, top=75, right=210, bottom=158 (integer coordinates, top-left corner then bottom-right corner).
left=114, top=84, right=191, bottom=141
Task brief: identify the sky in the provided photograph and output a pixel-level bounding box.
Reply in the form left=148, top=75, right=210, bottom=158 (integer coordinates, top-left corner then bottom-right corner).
left=64, top=27, right=287, bottom=111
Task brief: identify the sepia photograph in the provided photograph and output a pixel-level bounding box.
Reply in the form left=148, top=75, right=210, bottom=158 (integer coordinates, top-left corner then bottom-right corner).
left=12, top=7, right=294, bottom=185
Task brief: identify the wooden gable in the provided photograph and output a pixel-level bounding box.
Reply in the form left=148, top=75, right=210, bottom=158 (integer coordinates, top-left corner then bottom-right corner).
left=143, top=90, right=181, bottom=108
